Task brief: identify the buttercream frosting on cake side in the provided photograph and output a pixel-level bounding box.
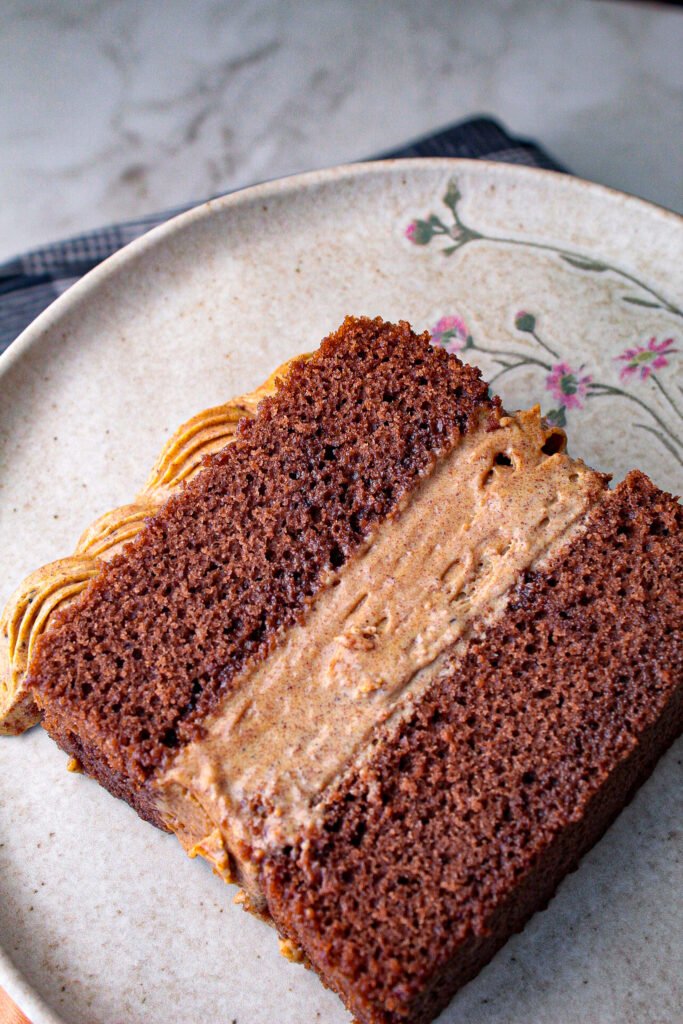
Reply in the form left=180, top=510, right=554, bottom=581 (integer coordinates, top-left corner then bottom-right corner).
left=0, top=357, right=299, bottom=735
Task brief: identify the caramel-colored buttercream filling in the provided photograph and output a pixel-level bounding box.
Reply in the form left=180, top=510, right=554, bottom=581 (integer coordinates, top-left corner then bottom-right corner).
left=155, top=408, right=605, bottom=903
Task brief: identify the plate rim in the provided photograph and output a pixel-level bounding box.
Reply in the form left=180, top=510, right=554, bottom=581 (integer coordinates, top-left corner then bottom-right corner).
left=0, top=949, right=65, bottom=1024
left=1, top=156, right=681, bottom=1024
left=2, top=157, right=681, bottom=386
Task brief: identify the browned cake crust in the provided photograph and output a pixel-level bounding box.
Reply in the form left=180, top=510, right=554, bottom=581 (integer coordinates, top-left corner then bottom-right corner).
left=27, top=316, right=499, bottom=820
left=261, top=471, right=683, bottom=1024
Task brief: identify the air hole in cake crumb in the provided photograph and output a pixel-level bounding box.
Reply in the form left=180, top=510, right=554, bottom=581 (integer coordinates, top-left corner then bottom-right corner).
left=494, top=452, right=512, bottom=467
left=330, top=544, right=345, bottom=569
left=522, top=771, right=536, bottom=785
left=81, top=683, right=92, bottom=697
left=541, top=432, right=564, bottom=456
left=350, top=823, right=366, bottom=848
left=161, top=727, right=178, bottom=748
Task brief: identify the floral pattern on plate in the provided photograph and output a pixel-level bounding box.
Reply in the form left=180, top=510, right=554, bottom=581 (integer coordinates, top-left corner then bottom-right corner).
left=409, top=178, right=682, bottom=467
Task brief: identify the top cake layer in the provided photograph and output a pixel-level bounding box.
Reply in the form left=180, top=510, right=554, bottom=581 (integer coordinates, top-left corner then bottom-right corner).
left=28, top=317, right=498, bottom=809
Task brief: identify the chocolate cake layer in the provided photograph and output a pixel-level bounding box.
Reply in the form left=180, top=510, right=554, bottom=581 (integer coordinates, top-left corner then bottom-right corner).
left=27, top=317, right=498, bottom=811
left=261, top=471, right=683, bottom=1024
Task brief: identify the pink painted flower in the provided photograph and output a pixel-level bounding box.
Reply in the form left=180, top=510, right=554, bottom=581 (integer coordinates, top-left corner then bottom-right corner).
left=514, top=310, right=536, bottom=333
left=545, top=362, right=592, bottom=410
left=616, top=336, right=678, bottom=382
left=430, top=315, right=470, bottom=353
left=404, top=219, right=434, bottom=245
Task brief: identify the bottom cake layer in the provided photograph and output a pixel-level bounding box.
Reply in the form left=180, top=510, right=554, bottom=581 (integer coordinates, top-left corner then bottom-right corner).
left=261, top=471, right=682, bottom=1024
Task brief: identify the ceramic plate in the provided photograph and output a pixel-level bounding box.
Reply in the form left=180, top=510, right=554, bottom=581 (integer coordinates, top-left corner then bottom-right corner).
left=1, top=160, right=681, bottom=1024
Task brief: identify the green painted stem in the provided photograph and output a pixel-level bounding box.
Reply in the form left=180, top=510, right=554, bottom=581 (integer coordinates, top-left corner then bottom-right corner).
left=471, top=343, right=551, bottom=371
left=468, top=234, right=683, bottom=319
left=530, top=329, right=559, bottom=359
left=588, top=384, right=682, bottom=449
left=651, top=373, right=683, bottom=422
left=437, top=191, right=682, bottom=319
left=634, top=423, right=683, bottom=469
left=487, top=362, right=531, bottom=386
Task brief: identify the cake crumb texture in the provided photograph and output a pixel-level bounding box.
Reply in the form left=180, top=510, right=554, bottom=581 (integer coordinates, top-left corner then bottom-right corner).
left=262, top=471, right=682, bottom=1024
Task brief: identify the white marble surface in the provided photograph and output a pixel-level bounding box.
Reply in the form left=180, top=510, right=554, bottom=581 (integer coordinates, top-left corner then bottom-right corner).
left=0, top=0, right=681, bottom=262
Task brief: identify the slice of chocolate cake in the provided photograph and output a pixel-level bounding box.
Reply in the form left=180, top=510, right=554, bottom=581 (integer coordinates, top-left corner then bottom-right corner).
left=10, top=317, right=683, bottom=1023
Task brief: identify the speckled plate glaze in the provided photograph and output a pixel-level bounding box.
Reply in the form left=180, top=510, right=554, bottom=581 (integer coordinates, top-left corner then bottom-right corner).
left=1, top=160, right=681, bottom=1024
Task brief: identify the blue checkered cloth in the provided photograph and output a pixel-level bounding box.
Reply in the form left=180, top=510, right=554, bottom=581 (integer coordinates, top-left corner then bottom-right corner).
left=0, top=117, right=563, bottom=355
